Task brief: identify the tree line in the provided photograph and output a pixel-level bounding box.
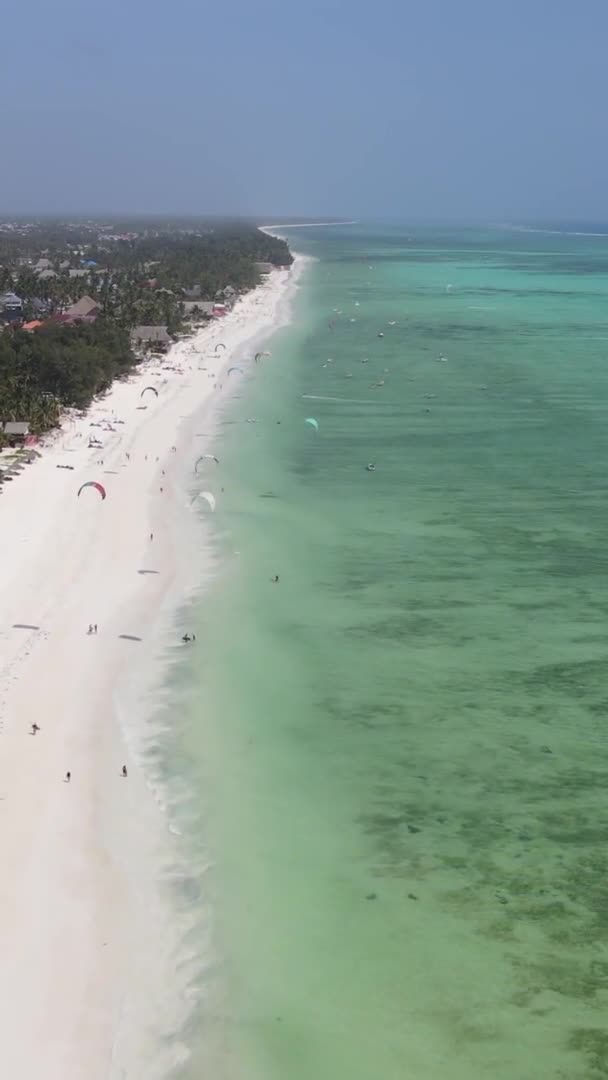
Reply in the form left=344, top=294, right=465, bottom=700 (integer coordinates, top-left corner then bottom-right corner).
left=0, top=222, right=292, bottom=440
left=0, top=320, right=133, bottom=439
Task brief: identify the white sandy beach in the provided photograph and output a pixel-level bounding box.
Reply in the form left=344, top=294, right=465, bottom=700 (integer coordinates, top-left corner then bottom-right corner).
left=0, top=260, right=303, bottom=1079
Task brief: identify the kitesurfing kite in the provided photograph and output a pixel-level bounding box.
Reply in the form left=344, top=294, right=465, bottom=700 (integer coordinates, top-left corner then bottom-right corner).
left=141, top=386, right=158, bottom=398
left=305, top=417, right=319, bottom=431
left=215, top=343, right=226, bottom=353
left=227, top=366, right=243, bottom=376
left=195, top=455, right=219, bottom=471
left=78, top=481, right=106, bottom=500
left=198, top=491, right=216, bottom=512
left=254, top=351, right=272, bottom=363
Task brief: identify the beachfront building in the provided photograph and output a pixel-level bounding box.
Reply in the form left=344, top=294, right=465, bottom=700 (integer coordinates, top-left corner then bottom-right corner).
left=0, top=291, right=24, bottom=323
left=63, top=296, right=100, bottom=321
left=213, top=285, right=237, bottom=309
left=130, top=325, right=172, bottom=352
left=1, top=421, right=30, bottom=444
left=182, top=300, right=215, bottom=319
left=32, top=297, right=51, bottom=316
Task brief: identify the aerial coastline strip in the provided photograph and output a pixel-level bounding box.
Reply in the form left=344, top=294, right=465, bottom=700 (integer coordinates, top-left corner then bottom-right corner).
left=0, top=255, right=306, bottom=1078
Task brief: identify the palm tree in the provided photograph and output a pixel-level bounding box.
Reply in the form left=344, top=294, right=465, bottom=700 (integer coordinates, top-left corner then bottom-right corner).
left=0, top=375, right=23, bottom=420
left=29, top=395, right=60, bottom=432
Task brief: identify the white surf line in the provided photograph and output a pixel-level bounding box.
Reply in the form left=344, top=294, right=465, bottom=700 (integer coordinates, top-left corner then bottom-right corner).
left=260, top=221, right=358, bottom=229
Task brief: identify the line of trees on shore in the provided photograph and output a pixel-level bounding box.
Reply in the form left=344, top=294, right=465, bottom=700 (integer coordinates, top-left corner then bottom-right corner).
left=0, top=223, right=292, bottom=442
left=1, top=225, right=291, bottom=321
left=0, top=321, right=134, bottom=438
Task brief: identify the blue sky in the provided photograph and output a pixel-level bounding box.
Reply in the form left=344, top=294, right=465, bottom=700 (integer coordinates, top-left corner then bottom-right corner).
left=2, top=0, right=607, bottom=219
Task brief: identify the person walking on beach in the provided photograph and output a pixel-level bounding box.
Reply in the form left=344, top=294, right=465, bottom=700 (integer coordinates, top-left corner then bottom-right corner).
left=65, top=771, right=71, bottom=783
left=31, top=722, right=40, bottom=735
left=121, top=765, right=128, bottom=778
left=150, top=532, right=154, bottom=541
left=94, top=624, right=98, bottom=635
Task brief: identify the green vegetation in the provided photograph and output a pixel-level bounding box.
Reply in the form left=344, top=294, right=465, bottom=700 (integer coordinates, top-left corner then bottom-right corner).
left=0, top=219, right=291, bottom=437
left=0, top=320, right=132, bottom=437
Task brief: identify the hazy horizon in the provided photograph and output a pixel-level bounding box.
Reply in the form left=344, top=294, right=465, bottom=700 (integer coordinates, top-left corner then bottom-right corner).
left=4, top=215, right=608, bottom=229
left=2, top=0, right=607, bottom=220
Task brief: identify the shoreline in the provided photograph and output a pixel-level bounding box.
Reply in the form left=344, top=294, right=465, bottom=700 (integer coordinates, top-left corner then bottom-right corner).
left=0, top=253, right=307, bottom=1078
left=260, top=221, right=357, bottom=229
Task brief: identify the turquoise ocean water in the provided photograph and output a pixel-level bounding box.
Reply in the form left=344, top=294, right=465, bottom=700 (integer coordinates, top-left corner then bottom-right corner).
left=168, top=224, right=608, bottom=1080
